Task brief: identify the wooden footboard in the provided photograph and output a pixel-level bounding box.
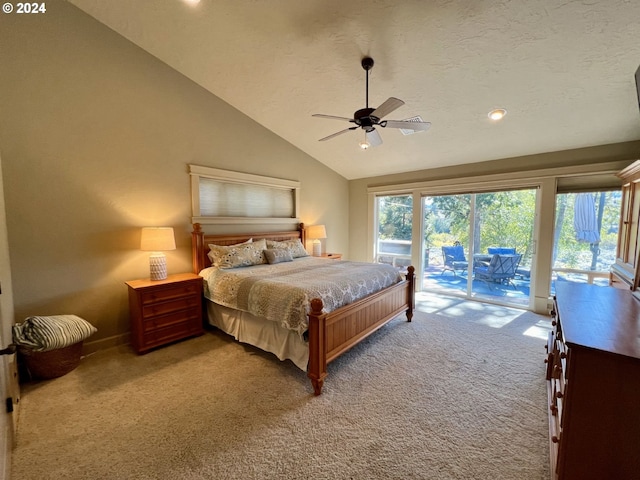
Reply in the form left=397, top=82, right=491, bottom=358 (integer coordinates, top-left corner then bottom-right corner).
left=307, top=266, right=415, bottom=395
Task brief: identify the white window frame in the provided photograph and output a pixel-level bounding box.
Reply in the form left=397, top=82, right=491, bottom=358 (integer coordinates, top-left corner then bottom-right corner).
left=189, top=165, right=300, bottom=225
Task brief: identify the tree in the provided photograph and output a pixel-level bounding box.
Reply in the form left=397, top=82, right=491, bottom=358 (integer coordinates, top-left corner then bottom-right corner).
left=378, top=195, right=412, bottom=240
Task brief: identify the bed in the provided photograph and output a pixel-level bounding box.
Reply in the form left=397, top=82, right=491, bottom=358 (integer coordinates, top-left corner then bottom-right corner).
left=192, top=223, right=415, bottom=395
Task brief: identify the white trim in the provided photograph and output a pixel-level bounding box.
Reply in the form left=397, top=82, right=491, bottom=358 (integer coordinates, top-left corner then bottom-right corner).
left=191, top=216, right=300, bottom=225
left=366, top=161, right=626, bottom=195
left=189, top=164, right=300, bottom=189
left=189, top=165, right=300, bottom=224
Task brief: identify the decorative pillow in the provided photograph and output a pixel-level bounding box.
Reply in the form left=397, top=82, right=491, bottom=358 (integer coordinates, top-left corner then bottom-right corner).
left=263, top=248, right=293, bottom=264
left=207, top=238, right=252, bottom=263
left=12, top=315, right=97, bottom=352
left=209, top=238, right=267, bottom=268
left=266, top=239, right=309, bottom=258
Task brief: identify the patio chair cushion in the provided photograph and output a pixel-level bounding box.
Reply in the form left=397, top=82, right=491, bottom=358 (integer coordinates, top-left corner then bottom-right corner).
left=443, top=245, right=467, bottom=262
left=442, top=245, right=469, bottom=273
left=487, top=247, right=517, bottom=255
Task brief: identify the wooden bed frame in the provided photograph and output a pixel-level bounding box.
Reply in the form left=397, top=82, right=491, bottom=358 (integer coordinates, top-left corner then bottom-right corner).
left=192, top=223, right=415, bottom=395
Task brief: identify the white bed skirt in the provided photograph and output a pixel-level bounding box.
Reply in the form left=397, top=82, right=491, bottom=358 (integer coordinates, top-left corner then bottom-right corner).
left=206, top=301, right=309, bottom=371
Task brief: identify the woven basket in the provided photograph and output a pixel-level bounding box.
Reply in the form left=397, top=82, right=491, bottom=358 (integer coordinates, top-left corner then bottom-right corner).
left=19, top=341, right=83, bottom=380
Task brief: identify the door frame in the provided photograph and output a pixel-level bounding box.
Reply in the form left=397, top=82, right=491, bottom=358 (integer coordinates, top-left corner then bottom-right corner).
left=369, top=177, right=553, bottom=313
left=0, top=151, right=19, bottom=480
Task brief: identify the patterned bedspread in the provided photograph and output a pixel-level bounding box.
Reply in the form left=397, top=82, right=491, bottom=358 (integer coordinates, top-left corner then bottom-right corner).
left=200, top=257, right=403, bottom=336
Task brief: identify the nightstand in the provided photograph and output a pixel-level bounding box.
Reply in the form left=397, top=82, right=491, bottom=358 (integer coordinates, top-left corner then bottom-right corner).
left=319, top=253, right=342, bottom=260
left=125, top=273, right=203, bottom=354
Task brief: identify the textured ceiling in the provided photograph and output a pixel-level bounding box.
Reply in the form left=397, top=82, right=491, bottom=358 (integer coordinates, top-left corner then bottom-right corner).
left=69, top=0, right=640, bottom=180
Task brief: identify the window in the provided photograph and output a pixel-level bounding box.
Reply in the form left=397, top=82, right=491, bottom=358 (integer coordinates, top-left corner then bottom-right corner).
left=189, top=165, right=300, bottom=225
left=551, top=190, right=621, bottom=289
left=374, top=195, right=413, bottom=269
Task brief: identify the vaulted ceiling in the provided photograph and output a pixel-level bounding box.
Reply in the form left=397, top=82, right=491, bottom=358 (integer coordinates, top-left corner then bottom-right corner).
left=69, top=0, right=640, bottom=180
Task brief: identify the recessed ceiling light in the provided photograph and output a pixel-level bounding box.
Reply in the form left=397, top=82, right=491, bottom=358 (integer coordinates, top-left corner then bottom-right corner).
left=488, top=108, right=507, bottom=121
left=183, top=0, right=200, bottom=6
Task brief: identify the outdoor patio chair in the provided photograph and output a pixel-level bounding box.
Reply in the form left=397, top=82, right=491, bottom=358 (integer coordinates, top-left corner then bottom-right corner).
left=473, top=253, right=522, bottom=289
left=442, top=245, right=469, bottom=276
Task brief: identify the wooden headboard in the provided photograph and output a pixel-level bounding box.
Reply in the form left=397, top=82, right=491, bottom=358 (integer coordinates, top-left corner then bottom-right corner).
left=191, top=223, right=306, bottom=273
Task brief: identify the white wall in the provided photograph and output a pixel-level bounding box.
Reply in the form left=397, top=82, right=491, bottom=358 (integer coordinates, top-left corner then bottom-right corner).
left=0, top=2, right=349, bottom=348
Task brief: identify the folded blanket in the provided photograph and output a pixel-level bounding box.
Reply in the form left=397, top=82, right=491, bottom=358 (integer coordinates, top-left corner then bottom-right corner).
left=12, top=315, right=97, bottom=352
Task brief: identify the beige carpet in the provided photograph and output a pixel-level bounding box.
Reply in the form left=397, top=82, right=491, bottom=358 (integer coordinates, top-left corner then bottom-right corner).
left=11, top=295, right=551, bottom=479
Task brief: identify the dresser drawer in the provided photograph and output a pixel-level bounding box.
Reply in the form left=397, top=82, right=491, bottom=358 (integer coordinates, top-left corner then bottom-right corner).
left=141, top=319, right=203, bottom=350
left=142, top=307, right=201, bottom=332
left=140, top=281, right=201, bottom=305
left=142, top=295, right=200, bottom=318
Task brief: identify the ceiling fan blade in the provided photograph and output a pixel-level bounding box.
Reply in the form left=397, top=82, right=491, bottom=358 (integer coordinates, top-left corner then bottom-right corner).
left=383, top=120, right=432, bottom=131
left=318, top=127, right=356, bottom=142
left=312, top=114, right=354, bottom=122
left=366, top=128, right=383, bottom=147
left=371, top=97, right=405, bottom=120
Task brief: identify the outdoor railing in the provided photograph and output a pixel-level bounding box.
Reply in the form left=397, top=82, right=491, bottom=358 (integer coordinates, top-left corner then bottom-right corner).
left=552, top=267, right=609, bottom=285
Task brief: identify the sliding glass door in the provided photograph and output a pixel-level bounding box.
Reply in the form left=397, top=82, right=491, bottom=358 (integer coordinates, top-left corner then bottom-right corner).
left=422, top=188, right=537, bottom=308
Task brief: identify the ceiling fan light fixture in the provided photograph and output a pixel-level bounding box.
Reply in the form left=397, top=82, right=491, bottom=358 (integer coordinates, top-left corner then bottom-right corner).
left=359, top=131, right=370, bottom=150
left=488, top=108, right=507, bottom=121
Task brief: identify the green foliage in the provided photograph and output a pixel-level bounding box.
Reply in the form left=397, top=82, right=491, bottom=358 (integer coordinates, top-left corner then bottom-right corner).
left=377, top=195, right=412, bottom=241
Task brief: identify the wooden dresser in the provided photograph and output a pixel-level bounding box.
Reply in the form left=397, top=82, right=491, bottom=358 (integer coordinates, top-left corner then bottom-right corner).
left=546, top=282, right=640, bottom=479
left=126, top=273, right=203, bottom=354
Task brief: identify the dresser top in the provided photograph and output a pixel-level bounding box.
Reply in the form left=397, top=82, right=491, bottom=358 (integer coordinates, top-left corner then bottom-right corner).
left=556, top=282, right=640, bottom=360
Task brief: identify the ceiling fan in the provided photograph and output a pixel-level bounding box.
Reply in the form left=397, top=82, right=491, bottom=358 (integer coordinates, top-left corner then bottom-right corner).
left=312, top=57, right=431, bottom=149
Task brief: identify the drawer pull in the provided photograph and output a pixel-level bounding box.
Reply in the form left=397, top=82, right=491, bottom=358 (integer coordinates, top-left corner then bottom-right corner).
left=556, top=391, right=563, bottom=399
left=551, top=435, right=560, bottom=444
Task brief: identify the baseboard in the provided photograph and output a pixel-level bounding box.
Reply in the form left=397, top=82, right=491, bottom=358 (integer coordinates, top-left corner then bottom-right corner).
left=83, top=333, right=130, bottom=355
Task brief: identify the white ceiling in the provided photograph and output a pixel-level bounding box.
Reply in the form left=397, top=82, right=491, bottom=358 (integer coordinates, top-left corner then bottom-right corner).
left=69, top=0, right=640, bottom=180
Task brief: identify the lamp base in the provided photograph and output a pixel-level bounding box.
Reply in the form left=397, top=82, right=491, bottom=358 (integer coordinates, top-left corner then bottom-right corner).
left=149, top=252, right=168, bottom=281
left=312, top=240, right=321, bottom=257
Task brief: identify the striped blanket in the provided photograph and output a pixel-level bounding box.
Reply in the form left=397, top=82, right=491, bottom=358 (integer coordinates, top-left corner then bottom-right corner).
left=12, top=315, right=97, bottom=352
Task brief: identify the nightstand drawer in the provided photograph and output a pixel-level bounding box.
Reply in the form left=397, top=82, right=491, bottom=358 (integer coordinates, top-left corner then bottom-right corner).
left=142, top=320, right=203, bottom=349
left=140, top=282, right=201, bottom=305
left=142, top=296, right=200, bottom=318
left=142, top=307, right=201, bottom=332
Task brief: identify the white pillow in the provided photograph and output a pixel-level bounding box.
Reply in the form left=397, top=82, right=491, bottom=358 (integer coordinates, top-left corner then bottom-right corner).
left=207, top=238, right=252, bottom=263
left=209, top=239, right=267, bottom=268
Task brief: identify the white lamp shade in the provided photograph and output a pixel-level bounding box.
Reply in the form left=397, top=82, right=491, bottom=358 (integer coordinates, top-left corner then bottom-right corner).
left=306, top=225, right=327, bottom=240
left=140, top=227, right=176, bottom=281
left=140, top=227, right=176, bottom=251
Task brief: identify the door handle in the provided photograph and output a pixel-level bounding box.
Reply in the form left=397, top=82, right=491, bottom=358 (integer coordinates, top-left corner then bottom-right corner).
left=0, top=344, right=16, bottom=356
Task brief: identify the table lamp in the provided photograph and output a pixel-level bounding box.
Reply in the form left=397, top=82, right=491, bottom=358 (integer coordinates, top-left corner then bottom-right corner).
left=307, top=225, right=327, bottom=257
left=140, top=227, right=176, bottom=280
